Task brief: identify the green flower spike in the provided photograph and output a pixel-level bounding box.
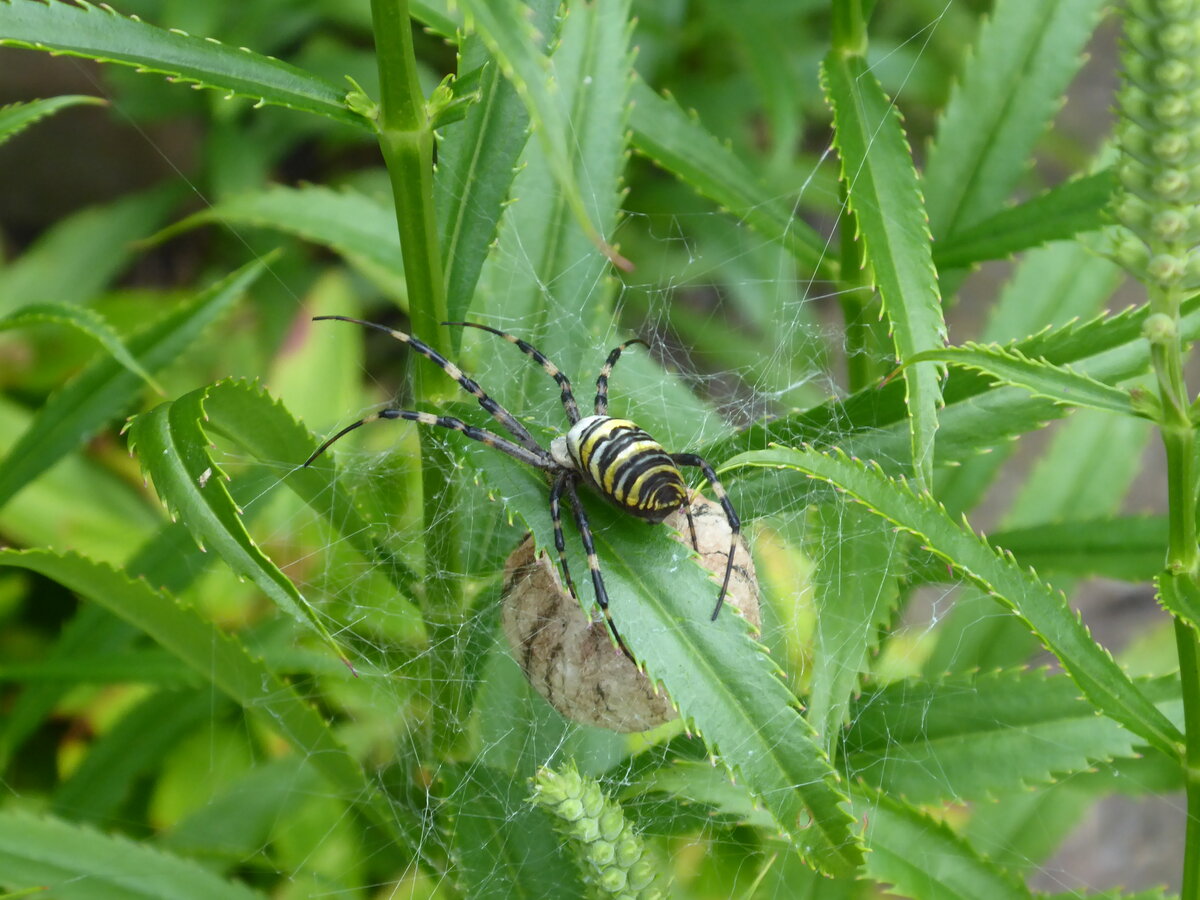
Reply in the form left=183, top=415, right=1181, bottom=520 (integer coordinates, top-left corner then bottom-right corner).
left=531, top=763, right=664, bottom=900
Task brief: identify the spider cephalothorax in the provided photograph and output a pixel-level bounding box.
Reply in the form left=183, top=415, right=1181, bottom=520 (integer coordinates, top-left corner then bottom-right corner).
left=304, top=316, right=740, bottom=652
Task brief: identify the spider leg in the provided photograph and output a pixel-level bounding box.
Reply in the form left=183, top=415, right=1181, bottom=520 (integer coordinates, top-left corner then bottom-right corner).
left=444, top=321, right=582, bottom=425
left=671, top=453, right=740, bottom=621
left=304, top=409, right=555, bottom=470
left=313, top=316, right=543, bottom=453
left=549, top=471, right=581, bottom=603
left=683, top=497, right=700, bottom=553
left=563, top=477, right=635, bottom=661
left=593, top=338, right=647, bottom=415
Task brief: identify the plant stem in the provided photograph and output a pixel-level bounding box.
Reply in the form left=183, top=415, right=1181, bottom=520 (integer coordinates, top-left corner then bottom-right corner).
left=830, top=0, right=867, bottom=56
left=1176, top=618, right=1200, bottom=898
left=370, top=0, right=463, bottom=759
left=1150, top=281, right=1200, bottom=898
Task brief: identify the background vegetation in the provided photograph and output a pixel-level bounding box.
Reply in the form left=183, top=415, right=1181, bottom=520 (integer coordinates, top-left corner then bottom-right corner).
left=0, top=0, right=1193, bottom=897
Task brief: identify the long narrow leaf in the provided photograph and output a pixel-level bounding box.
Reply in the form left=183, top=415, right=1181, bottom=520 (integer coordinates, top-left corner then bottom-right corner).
left=0, top=548, right=417, bottom=857
left=0, top=93, right=105, bottom=146
left=907, top=342, right=1153, bottom=419
left=457, top=0, right=627, bottom=269
left=924, top=0, right=1109, bottom=237
left=0, top=302, right=161, bottom=391
left=0, top=807, right=263, bottom=899
left=0, top=0, right=365, bottom=127
left=473, top=0, right=637, bottom=405
left=823, top=53, right=946, bottom=491
left=845, top=670, right=1178, bottom=803
left=932, top=170, right=1115, bottom=270
left=127, top=382, right=347, bottom=661
left=725, top=446, right=1184, bottom=759
left=807, top=501, right=903, bottom=750
left=434, top=1, right=553, bottom=328
left=152, top=186, right=405, bottom=298
left=854, top=788, right=1033, bottom=900
left=0, top=257, right=267, bottom=511
left=710, top=290, right=1200, bottom=472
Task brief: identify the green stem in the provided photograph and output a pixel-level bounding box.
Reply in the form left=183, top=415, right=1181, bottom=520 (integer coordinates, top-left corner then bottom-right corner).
left=1150, top=283, right=1200, bottom=898
left=830, top=0, right=867, bottom=56
left=370, top=0, right=462, bottom=760
left=1176, top=618, right=1200, bottom=899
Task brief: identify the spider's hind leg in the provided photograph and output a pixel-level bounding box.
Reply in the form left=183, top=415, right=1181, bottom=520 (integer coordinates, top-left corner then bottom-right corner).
left=562, top=477, right=636, bottom=662
left=549, top=472, right=582, bottom=604
left=682, top=495, right=700, bottom=554
left=672, top=453, right=740, bottom=622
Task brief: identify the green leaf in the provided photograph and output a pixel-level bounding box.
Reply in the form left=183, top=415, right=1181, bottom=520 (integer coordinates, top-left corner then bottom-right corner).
left=845, top=671, right=1178, bottom=803
left=199, top=378, right=419, bottom=593
left=1157, top=570, right=1200, bottom=636
left=823, top=52, right=946, bottom=491
left=712, top=290, right=1200, bottom=473
left=153, top=185, right=405, bottom=299
left=433, top=0, right=557, bottom=331
left=725, top=447, right=1184, bottom=759
left=982, top=239, right=1125, bottom=345
left=910, top=516, right=1166, bottom=585
left=0, top=93, right=105, bottom=146
left=628, top=757, right=778, bottom=832
left=0, top=548, right=416, bottom=856
left=0, top=301, right=161, bottom=391
left=472, top=0, right=667, bottom=426
left=127, top=382, right=347, bottom=661
left=907, top=342, right=1153, bottom=419
left=467, top=447, right=864, bottom=877
left=0, top=807, right=263, bottom=899
left=1002, top=409, right=1152, bottom=529
left=965, top=782, right=1096, bottom=873
left=457, top=0, right=626, bottom=270
left=807, top=501, right=903, bottom=751
left=964, top=516, right=1164, bottom=583
left=938, top=239, right=1130, bottom=517
left=0, top=183, right=180, bottom=316
left=932, top=171, right=1115, bottom=270
left=924, top=0, right=1109, bottom=237
left=0, top=0, right=366, bottom=128
left=0, top=257, right=266, bottom=512
left=628, top=77, right=832, bottom=279
left=854, top=789, right=1033, bottom=900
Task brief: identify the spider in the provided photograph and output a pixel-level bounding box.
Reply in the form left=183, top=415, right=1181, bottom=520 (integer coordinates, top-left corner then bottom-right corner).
left=303, top=316, right=740, bottom=653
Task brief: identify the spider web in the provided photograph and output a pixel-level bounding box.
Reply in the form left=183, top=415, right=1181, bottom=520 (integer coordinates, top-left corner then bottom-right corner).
left=0, top=0, right=1184, bottom=896
left=179, top=9, right=1177, bottom=898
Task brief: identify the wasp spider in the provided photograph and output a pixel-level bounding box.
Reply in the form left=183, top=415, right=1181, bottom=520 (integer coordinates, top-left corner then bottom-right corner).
left=304, top=316, right=741, bottom=652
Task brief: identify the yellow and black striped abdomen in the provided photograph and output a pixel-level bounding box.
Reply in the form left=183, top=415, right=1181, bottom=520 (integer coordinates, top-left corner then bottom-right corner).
left=564, top=416, right=687, bottom=522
